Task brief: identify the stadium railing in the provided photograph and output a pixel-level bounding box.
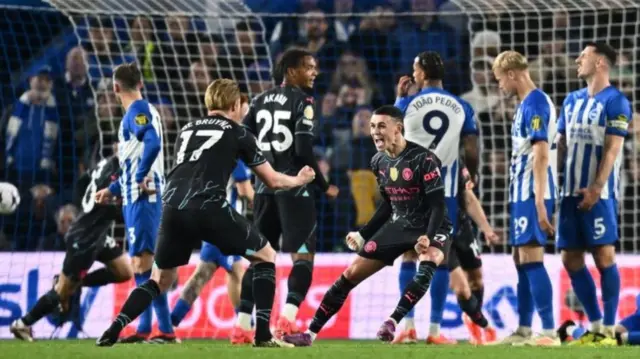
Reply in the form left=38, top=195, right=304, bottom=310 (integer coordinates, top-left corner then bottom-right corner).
left=0, top=0, right=638, bottom=340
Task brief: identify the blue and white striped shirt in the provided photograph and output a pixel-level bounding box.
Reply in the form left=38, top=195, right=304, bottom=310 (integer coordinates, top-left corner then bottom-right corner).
left=558, top=86, right=632, bottom=200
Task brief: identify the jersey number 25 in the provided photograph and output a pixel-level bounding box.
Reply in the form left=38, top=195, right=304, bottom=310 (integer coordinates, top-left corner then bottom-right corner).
left=256, top=110, right=293, bottom=152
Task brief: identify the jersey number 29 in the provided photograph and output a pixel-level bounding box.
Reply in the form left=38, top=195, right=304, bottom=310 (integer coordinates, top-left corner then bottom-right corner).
left=256, top=109, right=293, bottom=152
left=176, top=130, right=224, bottom=164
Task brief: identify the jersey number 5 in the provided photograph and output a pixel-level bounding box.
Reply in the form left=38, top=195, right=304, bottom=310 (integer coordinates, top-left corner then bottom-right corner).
left=422, top=110, right=450, bottom=147
left=176, top=130, right=224, bottom=164
left=256, top=109, right=293, bottom=152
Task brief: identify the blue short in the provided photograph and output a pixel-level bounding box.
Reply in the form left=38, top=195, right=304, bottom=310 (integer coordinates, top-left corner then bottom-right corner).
left=200, top=242, right=242, bottom=272
left=620, top=313, right=640, bottom=332
left=123, top=199, right=162, bottom=256
left=509, top=198, right=555, bottom=247
left=556, top=197, right=618, bottom=250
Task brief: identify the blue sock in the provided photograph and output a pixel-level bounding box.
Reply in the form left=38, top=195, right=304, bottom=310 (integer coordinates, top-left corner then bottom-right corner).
left=171, top=298, right=192, bottom=327
left=399, top=261, right=417, bottom=319
left=523, top=262, right=554, bottom=330
left=599, top=264, right=620, bottom=326
left=135, top=271, right=152, bottom=334
left=429, top=266, right=450, bottom=325
left=153, top=292, right=174, bottom=334
left=629, top=332, right=640, bottom=345
left=516, top=265, right=534, bottom=328
left=569, top=267, right=603, bottom=322
left=572, top=326, right=587, bottom=339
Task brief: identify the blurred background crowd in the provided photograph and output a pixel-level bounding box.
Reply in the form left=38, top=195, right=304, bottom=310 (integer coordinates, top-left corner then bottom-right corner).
left=0, top=0, right=638, bottom=253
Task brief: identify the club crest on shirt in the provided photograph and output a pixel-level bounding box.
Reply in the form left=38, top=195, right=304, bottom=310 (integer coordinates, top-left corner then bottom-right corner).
left=135, top=114, right=149, bottom=125
left=531, top=115, right=541, bottom=130
left=390, top=167, right=398, bottom=181
left=402, top=168, right=413, bottom=181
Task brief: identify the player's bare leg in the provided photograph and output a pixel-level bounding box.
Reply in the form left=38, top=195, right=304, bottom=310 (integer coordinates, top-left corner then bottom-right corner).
left=226, top=261, right=245, bottom=309
left=517, top=246, right=559, bottom=347
left=11, top=273, right=79, bottom=342
left=275, top=252, right=314, bottom=338
left=170, top=261, right=218, bottom=327
left=450, top=267, right=495, bottom=345
left=379, top=246, right=443, bottom=343
left=283, top=256, right=387, bottom=346
left=392, top=250, right=419, bottom=344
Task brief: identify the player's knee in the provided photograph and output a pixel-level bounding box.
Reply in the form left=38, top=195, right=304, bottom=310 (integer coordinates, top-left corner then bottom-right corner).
left=561, top=250, right=586, bottom=272
left=253, top=244, right=276, bottom=264
left=54, top=276, right=77, bottom=298
left=151, top=267, right=177, bottom=292
left=419, top=247, right=444, bottom=265
left=518, top=245, right=544, bottom=264
left=115, top=265, right=134, bottom=283
left=593, top=245, right=616, bottom=269
left=402, top=250, right=418, bottom=262
left=450, top=268, right=471, bottom=297
left=291, top=252, right=314, bottom=263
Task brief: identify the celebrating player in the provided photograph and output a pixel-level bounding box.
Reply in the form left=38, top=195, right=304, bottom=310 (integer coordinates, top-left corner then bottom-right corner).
left=170, top=95, right=253, bottom=329
left=555, top=42, right=631, bottom=345
left=394, top=51, right=479, bottom=344
left=282, top=105, right=451, bottom=347
left=236, top=48, right=339, bottom=340
left=492, top=51, right=559, bottom=346
left=103, top=63, right=174, bottom=343
left=96, top=79, right=315, bottom=348
left=10, top=156, right=133, bottom=341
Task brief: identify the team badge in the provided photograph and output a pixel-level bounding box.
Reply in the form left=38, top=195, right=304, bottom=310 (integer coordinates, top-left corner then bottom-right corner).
left=390, top=167, right=398, bottom=181
left=531, top=115, right=541, bottom=130
left=135, top=114, right=149, bottom=125
left=402, top=168, right=413, bottom=181
left=304, top=105, right=314, bottom=120
left=364, top=241, right=377, bottom=253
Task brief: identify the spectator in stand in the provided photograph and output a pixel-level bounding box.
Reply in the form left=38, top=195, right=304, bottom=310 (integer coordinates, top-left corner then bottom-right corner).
left=347, top=107, right=378, bottom=227
left=196, top=33, right=234, bottom=82
left=528, top=32, right=579, bottom=105
left=156, top=15, right=199, bottom=92
left=176, top=61, right=210, bottom=120
left=55, top=46, right=98, bottom=198
left=329, top=50, right=382, bottom=107
left=332, top=0, right=358, bottom=42
left=294, top=9, right=344, bottom=93
left=348, top=6, right=400, bottom=102
left=461, top=56, right=500, bottom=116
left=395, top=0, right=467, bottom=94
left=85, top=17, right=136, bottom=84
left=231, top=20, right=269, bottom=92
left=5, top=67, right=59, bottom=193
left=39, top=203, right=78, bottom=251
left=125, top=16, right=159, bottom=84
left=470, top=30, right=501, bottom=58
left=246, top=62, right=274, bottom=96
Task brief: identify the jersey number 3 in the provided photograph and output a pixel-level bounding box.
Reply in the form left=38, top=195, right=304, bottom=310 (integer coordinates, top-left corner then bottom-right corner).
left=256, top=109, right=293, bottom=152
left=176, top=130, right=224, bottom=164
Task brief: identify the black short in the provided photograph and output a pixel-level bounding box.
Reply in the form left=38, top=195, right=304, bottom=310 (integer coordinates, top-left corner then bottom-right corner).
left=448, top=237, right=483, bottom=271
left=62, top=235, right=122, bottom=281
left=154, top=205, right=268, bottom=269
left=253, top=194, right=316, bottom=253
left=358, top=221, right=451, bottom=266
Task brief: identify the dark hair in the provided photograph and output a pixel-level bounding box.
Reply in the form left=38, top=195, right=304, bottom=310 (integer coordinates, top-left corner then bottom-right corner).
left=416, top=51, right=445, bottom=81
left=373, top=105, right=403, bottom=122
left=113, top=62, right=142, bottom=91
left=584, top=41, right=617, bottom=66
left=274, top=48, right=314, bottom=84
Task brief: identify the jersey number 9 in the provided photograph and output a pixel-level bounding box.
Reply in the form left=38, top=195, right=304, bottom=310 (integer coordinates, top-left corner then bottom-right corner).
left=256, top=110, right=293, bottom=152
left=422, top=110, right=450, bottom=147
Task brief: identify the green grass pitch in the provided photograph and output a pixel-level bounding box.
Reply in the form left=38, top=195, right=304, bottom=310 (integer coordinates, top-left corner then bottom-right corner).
left=1, top=340, right=639, bottom=359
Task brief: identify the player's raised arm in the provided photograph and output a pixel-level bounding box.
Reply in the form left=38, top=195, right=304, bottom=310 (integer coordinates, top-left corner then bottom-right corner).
left=578, top=92, right=632, bottom=210
left=394, top=75, right=414, bottom=112
left=420, top=155, right=447, bottom=240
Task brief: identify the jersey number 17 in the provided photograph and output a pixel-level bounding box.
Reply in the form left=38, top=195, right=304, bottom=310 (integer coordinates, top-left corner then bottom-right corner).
left=176, top=130, right=224, bottom=164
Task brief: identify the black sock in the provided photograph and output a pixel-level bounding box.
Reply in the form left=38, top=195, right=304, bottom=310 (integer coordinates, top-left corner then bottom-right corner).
left=390, top=261, right=436, bottom=323
left=458, top=294, right=488, bottom=327
left=308, top=275, right=355, bottom=334
left=22, top=289, right=61, bottom=326
left=82, top=268, right=119, bottom=287
left=108, top=280, right=160, bottom=334
left=252, top=262, right=276, bottom=342
left=238, top=266, right=254, bottom=314
left=473, top=287, right=485, bottom=308
left=286, top=260, right=313, bottom=307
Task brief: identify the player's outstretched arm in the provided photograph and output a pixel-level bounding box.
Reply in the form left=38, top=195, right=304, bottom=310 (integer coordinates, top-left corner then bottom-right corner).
left=463, top=189, right=500, bottom=244
left=252, top=162, right=315, bottom=190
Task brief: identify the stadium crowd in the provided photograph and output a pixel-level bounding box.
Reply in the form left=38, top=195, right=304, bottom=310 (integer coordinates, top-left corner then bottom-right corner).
left=0, top=0, right=638, bottom=253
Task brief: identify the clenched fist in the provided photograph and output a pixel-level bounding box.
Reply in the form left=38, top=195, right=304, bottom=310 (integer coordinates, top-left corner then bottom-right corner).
left=297, top=165, right=316, bottom=184
left=345, top=231, right=364, bottom=252
left=414, top=235, right=430, bottom=255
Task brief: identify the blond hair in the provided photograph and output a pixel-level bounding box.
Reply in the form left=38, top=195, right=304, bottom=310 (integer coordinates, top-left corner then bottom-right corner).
left=492, top=50, right=529, bottom=73
left=205, top=79, right=241, bottom=111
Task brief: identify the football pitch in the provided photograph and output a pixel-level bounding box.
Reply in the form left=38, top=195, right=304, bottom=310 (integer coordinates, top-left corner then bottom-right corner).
left=1, top=340, right=639, bottom=359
